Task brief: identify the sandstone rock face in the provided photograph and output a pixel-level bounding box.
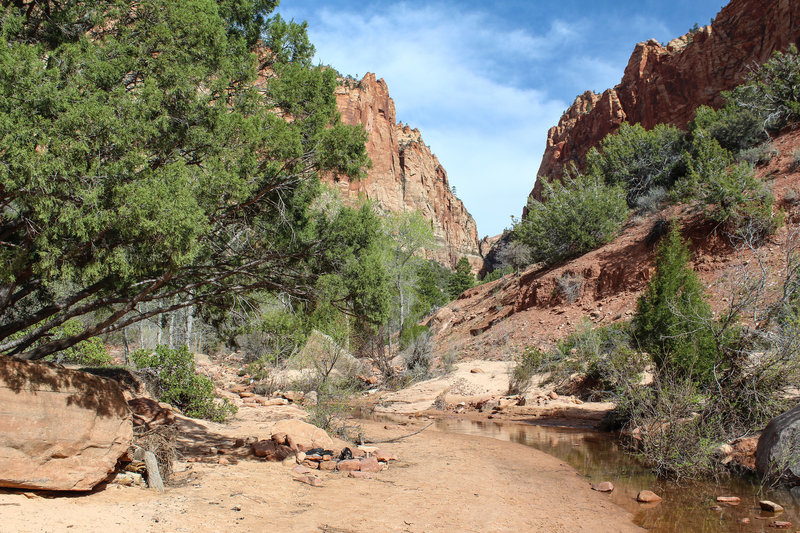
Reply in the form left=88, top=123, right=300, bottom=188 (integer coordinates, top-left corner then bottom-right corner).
left=331, top=74, right=482, bottom=270
left=0, top=357, right=133, bottom=491
left=756, top=404, right=800, bottom=485
left=531, top=0, right=800, bottom=199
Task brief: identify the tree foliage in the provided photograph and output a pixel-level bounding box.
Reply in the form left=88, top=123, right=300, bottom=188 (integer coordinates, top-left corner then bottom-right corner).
left=0, top=0, right=370, bottom=360
left=514, top=172, right=628, bottom=265
left=728, top=44, right=800, bottom=131
left=633, top=223, right=718, bottom=382
left=586, top=122, right=686, bottom=207
left=447, top=257, right=475, bottom=299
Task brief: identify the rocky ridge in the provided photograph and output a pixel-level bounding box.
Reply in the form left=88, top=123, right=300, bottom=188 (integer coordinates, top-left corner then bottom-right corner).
left=531, top=0, right=800, bottom=200
left=329, top=74, right=482, bottom=270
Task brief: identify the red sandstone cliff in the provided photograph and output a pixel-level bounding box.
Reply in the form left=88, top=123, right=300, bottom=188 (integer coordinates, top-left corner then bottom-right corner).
left=531, top=0, right=800, bottom=199
left=328, top=74, right=482, bottom=270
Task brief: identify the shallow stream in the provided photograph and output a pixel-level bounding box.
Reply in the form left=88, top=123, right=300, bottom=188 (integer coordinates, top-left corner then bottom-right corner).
left=432, top=418, right=800, bottom=532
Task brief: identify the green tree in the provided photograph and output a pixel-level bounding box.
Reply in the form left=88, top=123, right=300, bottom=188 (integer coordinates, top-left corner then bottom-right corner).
left=0, top=0, right=370, bottom=360
left=382, top=211, right=436, bottom=333
left=447, top=257, right=475, bottom=299
left=633, top=223, right=717, bottom=382
left=514, top=172, right=628, bottom=265
left=586, top=122, right=686, bottom=207
left=728, top=44, right=800, bottom=131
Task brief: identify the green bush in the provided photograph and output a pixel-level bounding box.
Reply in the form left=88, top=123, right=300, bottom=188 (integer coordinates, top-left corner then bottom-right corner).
left=131, top=345, right=236, bottom=422
left=728, top=44, right=800, bottom=131
left=689, top=104, right=766, bottom=154
left=514, top=172, right=628, bottom=264
left=633, top=223, right=718, bottom=383
left=586, top=122, right=687, bottom=207
left=508, top=346, right=551, bottom=395
left=681, top=136, right=779, bottom=242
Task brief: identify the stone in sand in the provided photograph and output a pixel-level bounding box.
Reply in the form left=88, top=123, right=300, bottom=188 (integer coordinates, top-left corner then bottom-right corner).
left=592, top=482, right=614, bottom=492
left=636, top=490, right=662, bottom=503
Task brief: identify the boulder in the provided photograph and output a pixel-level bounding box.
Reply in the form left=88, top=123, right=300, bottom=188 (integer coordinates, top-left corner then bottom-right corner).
left=337, top=459, right=361, bottom=472
left=128, top=398, right=175, bottom=428
left=252, top=439, right=293, bottom=461
left=359, top=456, right=383, bottom=473
left=756, top=405, right=800, bottom=485
left=270, top=419, right=334, bottom=452
left=0, top=357, right=133, bottom=491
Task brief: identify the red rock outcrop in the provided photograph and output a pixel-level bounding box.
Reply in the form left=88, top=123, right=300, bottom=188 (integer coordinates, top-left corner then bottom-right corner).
left=329, top=74, right=482, bottom=270
left=531, top=0, right=800, bottom=199
left=0, top=357, right=133, bottom=491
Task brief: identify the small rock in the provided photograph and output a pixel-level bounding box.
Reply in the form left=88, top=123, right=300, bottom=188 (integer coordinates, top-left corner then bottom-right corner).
left=271, top=432, right=288, bottom=445
left=257, top=398, right=289, bottom=406
left=111, top=471, right=145, bottom=487
left=304, top=391, right=318, bottom=406
left=292, top=465, right=312, bottom=475
left=282, top=391, right=304, bottom=403
left=293, top=475, right=324, bottom=487
left=359, top=456, right=383, bottom=473
left=348, top=471, right=374, bottom=479
left=470, top=368, right=484, bottom=374
left=716, top=496, right=740, bottom=505
left=239, top=392, right=254, bottom=398
left=319, top=461, right=337, bottom=471
left=322, top=455, right=332, bottom=462
left=548, top=391, right=559, bottom=400
left=375, top=450, right=398, bottom=462
left=760, top=500, right=785, bottom=513
left=218, top=457, right=230, bottom=465
left=295, top=452, right=306, bottom=464
left=768, top=521, right=792, bottom=529
left=337, top=459, right=361, bottom=472
left=738, top=518, right=750, bottom=524
left=636, top=490, right=662, bottom=503
left=209, top=447, right=218, bottom=455
left=709, top=506, right=724, bottom=512
left=301, top=460, right=320, bottom=469
left=592, top=481, right=614, bottom=492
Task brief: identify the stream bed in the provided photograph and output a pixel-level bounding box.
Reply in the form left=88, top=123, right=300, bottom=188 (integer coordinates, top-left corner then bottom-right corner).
left=432, top=418, right=800, bottom=532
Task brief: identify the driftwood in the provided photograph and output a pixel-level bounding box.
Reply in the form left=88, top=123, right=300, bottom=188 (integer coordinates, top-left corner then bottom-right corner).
left=364, top=422, right=434, bottom=444
left=144, top=451, right=164, bottom=492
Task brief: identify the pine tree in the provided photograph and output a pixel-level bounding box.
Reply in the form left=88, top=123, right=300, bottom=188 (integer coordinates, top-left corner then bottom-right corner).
left=447, top=257, right=475, bottom=299
left=633, top=222, right=717, bottom=382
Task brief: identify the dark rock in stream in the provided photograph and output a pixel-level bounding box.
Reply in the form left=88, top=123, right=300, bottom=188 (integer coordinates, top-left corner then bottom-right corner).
left=756, top=404, right=800, bottom=485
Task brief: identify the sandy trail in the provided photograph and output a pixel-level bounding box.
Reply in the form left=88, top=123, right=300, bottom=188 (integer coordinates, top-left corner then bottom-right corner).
left=0, top=403, right=641, bottom=533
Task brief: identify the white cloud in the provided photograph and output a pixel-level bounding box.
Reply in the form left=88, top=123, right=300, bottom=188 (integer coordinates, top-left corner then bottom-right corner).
left=280, top=2, right=569, bottom=236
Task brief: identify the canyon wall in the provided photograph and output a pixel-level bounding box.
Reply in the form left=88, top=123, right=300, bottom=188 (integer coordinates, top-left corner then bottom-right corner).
left=531, top=0, right=800, bottom=199
left=328, top=74, right=482, bottom=270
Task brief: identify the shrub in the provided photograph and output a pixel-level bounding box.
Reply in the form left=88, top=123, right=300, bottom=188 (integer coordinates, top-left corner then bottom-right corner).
left=737, top=141, right=777, bottom=166
left=633, top=222, right=719, bottom=383
left=495, top=240, right=533, bottom=272
left=617, top=372, right=724, bottom=480
left=556, top=272, right=584, bottom=303
left=131, top=345, right=237, bottom=422
left=306, top=379, right=360, bottom=440
left=508, top=347, right=550, bottom=395
left=586, top=122, right=687, bottom=207
left=689, top=104, right=766, bottom=154
left=681, top=137, right=778, bottom=243
left=514, top=172, right=628, bottom=264
left=728, top=44, right=800, bottom=131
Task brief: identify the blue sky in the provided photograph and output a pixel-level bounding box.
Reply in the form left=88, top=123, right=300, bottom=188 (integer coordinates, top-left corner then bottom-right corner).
left=277, top=0, right=727, bottom=238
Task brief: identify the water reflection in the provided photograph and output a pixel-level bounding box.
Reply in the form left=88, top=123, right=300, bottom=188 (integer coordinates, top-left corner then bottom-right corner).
left=433, top=418, right=800, bottom=532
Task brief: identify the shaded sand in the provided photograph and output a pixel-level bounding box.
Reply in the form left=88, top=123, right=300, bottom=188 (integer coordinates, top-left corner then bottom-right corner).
left=0, top=406, right=641, bottom=532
